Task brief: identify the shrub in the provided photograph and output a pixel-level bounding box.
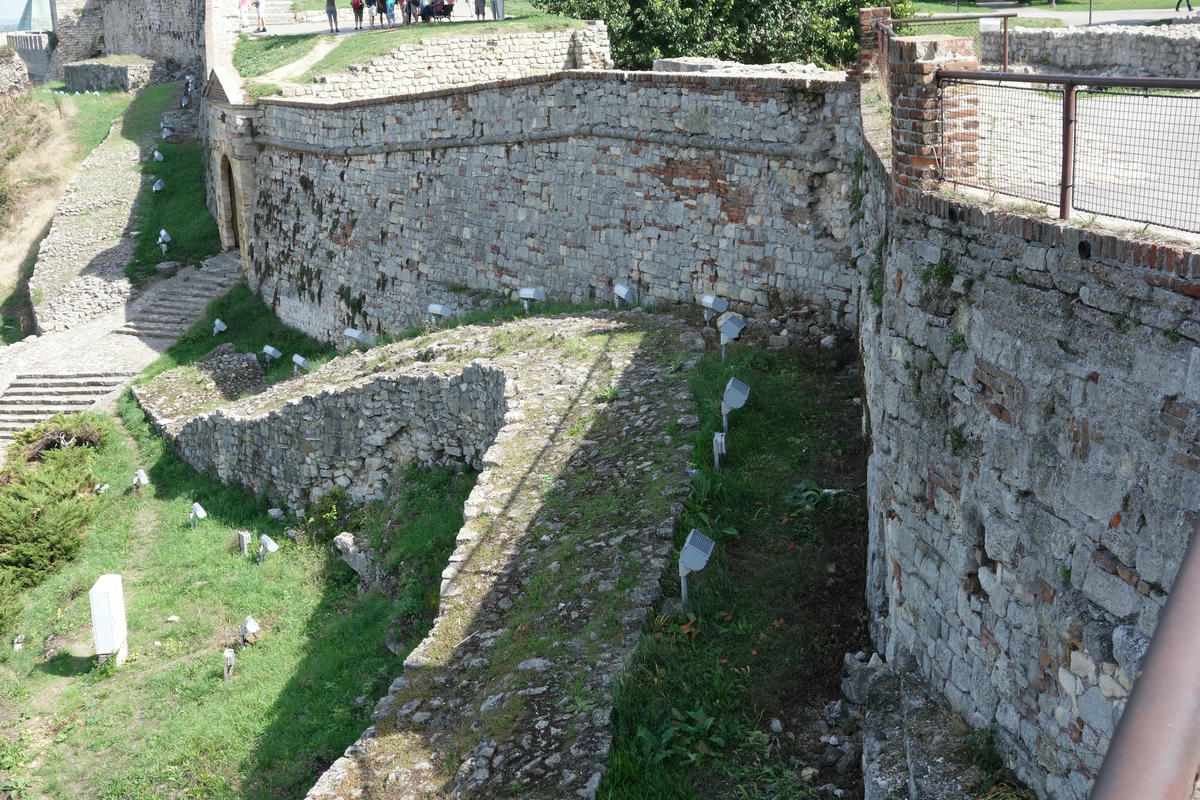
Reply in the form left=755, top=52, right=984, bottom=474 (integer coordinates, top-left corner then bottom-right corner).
left=0, top=569, right=21, bottom=637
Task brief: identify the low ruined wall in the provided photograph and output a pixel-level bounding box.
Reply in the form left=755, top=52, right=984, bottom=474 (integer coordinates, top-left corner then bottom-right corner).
left=49, top=0, right=204, bottom=78
left=982, top=24, right=1200, bottom=77
left=859, top=114, right=1200, bottom=799
left=287, top=23, right=611, bottom=100
left=0, top=44, right=30, bottom=97
left=173, top=357, right=507, bottom=510
left=237, top=69, right=860, bottom=342
left=2, top=33, right=50, bottom=84
left=64, top=56, right=153, bottom=91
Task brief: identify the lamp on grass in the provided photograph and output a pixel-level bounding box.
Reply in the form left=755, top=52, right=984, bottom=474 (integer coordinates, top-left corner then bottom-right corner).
left=133, top=469, right=149, bottom=490
left=518, top=287, right=546, bottom=313
left=343, top=327, right=374, bottom=349
left=678, top=529, right=715, bottom=606
left=213, top=318, right=227, bottom=336
left=613, top=282, right=636, bottom=309
left=189, top=502, right=207, bottom=528
left=262, top=345, right=281, bottom=367
left=157, top=228, right=171, bottom=256
left=698, top=294, right=728, bottom=327
left=153, top=150, right=164, bottom=162
left=292, top=354, right=310, bottom=375
left=719, top=314, right=746, bottom=361
left=257, top=534, right=279, bottom=563
left=712, top=431, right=726, bottom=470
left=239, top=615, right=259, bottom=649
left=721, top=377, right=749, bottom=434
left=427, top=303, right=453, bottom=325
left=152, top=179, right=165, bottom=192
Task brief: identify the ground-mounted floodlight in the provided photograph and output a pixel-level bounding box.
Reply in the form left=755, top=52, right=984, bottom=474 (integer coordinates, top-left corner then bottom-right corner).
left=719, top=314, right=746, bottom=361
left=518, top=287, right=546, bottom=313
left=161, top=127, right=172, bottom=140
left=239, top=615, right=259, bottom=649
left=223, top=648, right=235, bottom=681
left=133, top=469, right=149, bottom=490
left=292, top=354, right=310, bottom=375
left=721, top=377, right=750, bottom=433
left=153, top=150, right=164, bottom=162
left=613, top=282, right=636, bottom=309
left=712, top=431, right=726, bottom=470
left=267, top=508, right=285, bottom=520
left=699, top=294, right=729, bottom=327
left=190, top=502, right=207, bottom=528
left=180, top=95, right=189, bottom=108
left=262, top=345, right=281, bottom=367
left=94, top=483, right=110, bottom=494
left=343, top=327, right=374, bottom=349
left=427, top=303, right=453, bottom=325
left=237, top=530, right=251, bottom=555
left=258, top=534, right=279, bottom=563
left=213, top=318, right=227, bottom=336
left=152, top=179, right=165, bottom=192
left=678, top=529, right=715, bottom=605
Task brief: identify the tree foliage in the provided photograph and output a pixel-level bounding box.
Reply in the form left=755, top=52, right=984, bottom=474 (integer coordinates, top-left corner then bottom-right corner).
left=537, top=0, right=912, bottom=70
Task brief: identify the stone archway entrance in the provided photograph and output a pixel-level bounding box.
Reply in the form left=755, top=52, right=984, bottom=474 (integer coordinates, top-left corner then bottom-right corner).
left=220, top=155, right=239, bottom=250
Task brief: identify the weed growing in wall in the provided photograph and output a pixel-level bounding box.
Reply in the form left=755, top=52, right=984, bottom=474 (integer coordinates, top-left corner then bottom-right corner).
left=921, top=260, right=956, bottom=287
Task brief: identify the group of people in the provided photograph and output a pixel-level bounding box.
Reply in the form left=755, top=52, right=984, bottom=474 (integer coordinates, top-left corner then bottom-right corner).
left=240, top=0, right=490, bottom=35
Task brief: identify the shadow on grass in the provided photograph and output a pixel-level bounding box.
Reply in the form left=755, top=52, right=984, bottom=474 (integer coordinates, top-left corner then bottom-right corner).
left=39, top=651, right=94, bottom=677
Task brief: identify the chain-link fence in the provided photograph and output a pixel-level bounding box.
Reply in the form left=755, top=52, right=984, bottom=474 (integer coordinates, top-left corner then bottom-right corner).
left=940, top=74, right=1200, bottom=234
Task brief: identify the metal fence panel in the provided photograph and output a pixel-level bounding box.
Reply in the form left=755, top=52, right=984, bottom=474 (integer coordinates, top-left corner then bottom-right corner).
left=1074, top=88, right=1200, bottom=233
left=940, top=79, right=1062, bottom=208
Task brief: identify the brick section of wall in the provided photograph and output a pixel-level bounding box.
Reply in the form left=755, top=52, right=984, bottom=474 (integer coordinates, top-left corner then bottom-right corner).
left=287, top=23, right=613, bottom=101
left=888, top=34, right=978, bottom=195
left=981, top=24, right=1200, bottom=79
left=228, top=69, right=862, bottom=343
left=852, top=6, right=891, bottom=80
left=859, top=35, right=1200, bottom=798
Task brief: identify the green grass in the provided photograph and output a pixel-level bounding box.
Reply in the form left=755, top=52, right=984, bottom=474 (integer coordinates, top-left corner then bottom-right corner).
left=134, top=282, right=337, bottom=385
left=126, top=139, right=222, bottom=282
left=242, top=80, right=284, bottom=99
left=232, top=32, right=325, bottom=78
left=912, top=0, right=1175, bottom=12
left=299, top=0, right=579, bottom=79
left=0, top=389, right=474, bottom=799
left=30, top=82, right=139, bottom=156
left=600, top=345, right=867, bottom=799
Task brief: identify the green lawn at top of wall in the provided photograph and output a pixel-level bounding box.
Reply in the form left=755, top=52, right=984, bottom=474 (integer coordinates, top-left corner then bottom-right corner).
left=299, top=0, right=580, bottom=80
left=910, top=0, right=1176, bottom=13
left=233, top=31, right=325, bottom=78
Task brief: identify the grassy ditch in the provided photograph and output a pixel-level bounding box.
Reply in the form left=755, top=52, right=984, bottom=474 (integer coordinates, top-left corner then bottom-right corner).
left=0, top=396, right=476, bottom=799
left=601, top=344, right=869, bottom=800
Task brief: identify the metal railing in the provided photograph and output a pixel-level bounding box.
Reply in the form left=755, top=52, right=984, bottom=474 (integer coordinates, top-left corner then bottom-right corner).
left=938, top=71, right=1200, bottom=234
left=1089, top=518, right=1200, bottom=800
left=877, top=12, right=1014, bottom=85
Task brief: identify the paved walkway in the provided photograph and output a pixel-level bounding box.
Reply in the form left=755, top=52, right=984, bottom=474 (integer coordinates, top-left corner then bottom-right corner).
left=976, top=0, right=1188, bottom=24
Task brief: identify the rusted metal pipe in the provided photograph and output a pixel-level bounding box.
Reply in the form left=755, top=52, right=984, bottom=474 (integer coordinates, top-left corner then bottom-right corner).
left=891, top=11, right=1017, bottom=22
left=1059, top=82, right=1076, bottom=220
left=1002, top=17, right=1009, bottom=72
left=1090, top=519, right=1200, bottom=800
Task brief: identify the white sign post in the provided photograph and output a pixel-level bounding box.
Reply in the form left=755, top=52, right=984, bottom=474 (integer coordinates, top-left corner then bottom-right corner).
left=89, top=574, right=128, bottom=667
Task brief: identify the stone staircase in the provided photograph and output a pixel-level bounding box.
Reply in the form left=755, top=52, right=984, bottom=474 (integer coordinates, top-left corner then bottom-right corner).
left=0, top=372, right=135, bottom=451
left=260, top=0, right=298, bottom=26
left=113, top=258, right=242, bottom=341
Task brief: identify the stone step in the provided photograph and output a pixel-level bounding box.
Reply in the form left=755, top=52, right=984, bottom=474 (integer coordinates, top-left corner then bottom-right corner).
left=124, top=312, right=194, bottom=324
left=0, top=386, right=110, bottom=396
left=14, top=372, right=133, bottom=381
left=0, top=395, right=102, bottom=406
left=112, top=326, right=184, bottom=339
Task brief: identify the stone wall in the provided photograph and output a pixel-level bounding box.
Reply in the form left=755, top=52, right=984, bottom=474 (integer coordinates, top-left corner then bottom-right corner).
left=982, top=24, right=1200, bottom=78
left=49, top=0, right=204, bottom=79
left=63, top=55, right=153, bottom=91
left=2, top=32, right=51, bottom=83
left=287, top=23, right=611, bottom=101
left=854, top=30, right=1200, bottom=800
left=171, top=356, right=507, bottom=510
left=233, top=68, right=861, bottom=343
left=0, top=43, right=31, bottom=97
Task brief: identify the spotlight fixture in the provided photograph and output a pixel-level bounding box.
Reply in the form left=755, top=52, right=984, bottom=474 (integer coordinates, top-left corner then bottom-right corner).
left=721, top=377, right=750, bottom=433
left=262, top=345, right=281, bottom=366
left=712, top=431, right=726, bottom=470
left=719, top=314, right=746, bottom=361
left=132, top=469, right=149, bottom=489
left=223, top=648, right=235, bottom=681
left=258, top=534, right=280, bottom=562
left=153, top=150, right=164, bottom=162
left=518, top=287, right=546, bottom=313
left=292, top=354, right=311, bottom=374
left=152, top=179, right=165, bottom=192
left=678, top=529, right=715, bottom=605
left=213, top=318, right=227, bottom=336
left=189, top=502, right=207, bottom=528
left=698, top=294, right=729, bottom=327
left=239, top=615, right=260, bottom=648
left=427, top=303, right=453, bottom=325
left=613, top=282, right=636, bottom=309
left=343, top=327, right=374, bottom=349
left=237, top=530, right=251, bottom=555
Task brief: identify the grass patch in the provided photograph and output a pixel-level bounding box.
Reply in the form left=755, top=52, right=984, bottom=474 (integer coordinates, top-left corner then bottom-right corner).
left=0, top=372, right=475, bottom=799
left=134, top=282, right=336, bottom=385
left=233, top=32, right=325, bottom=78
left=1010, top=16, right=1065, bottom=26
left=912, top=0, right=1174, bottom=12
left=242, top=80, right=284, bottom=99
left=126, top=140, right=222, bottom=282
left=299, top=0, right=578, bottom=79
left=30, top=82, right=139, bottom=157
left=600, top=345, right=867, bottom=799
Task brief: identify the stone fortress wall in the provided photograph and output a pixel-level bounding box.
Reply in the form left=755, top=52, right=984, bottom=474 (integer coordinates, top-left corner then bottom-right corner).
left=191, top=12, right=1200, bottom=800
left=287, top=22, right=613, bottom=100
left=982, top=23, right=1200, bottom=78
left=1, top=32, right=50, bottom=84
left=48, top=0, right=205, bottom=79
left=214, top=69, right=862, bottom=344
left=169, top=357, right=507, bottom=510
left=0, top=41, right=31, bottom=97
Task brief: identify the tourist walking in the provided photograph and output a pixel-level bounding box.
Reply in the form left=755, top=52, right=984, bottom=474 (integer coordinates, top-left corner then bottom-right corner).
left=1178, top=0, right=1193, bottom=13
left=385, top=0, right=396, bottom=25
left=326, top=0, right=339, bottom=31
left=253, top=0, right=266, bottom=32
left=351, top=0, right=364, bottom=28
left=366, top=0, right=376, bottom=26
left=474, top=0, right=485, bottom=20
left=377, top=0, right=390, bottom=26
left=239, top=0, right=249, bottom=28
